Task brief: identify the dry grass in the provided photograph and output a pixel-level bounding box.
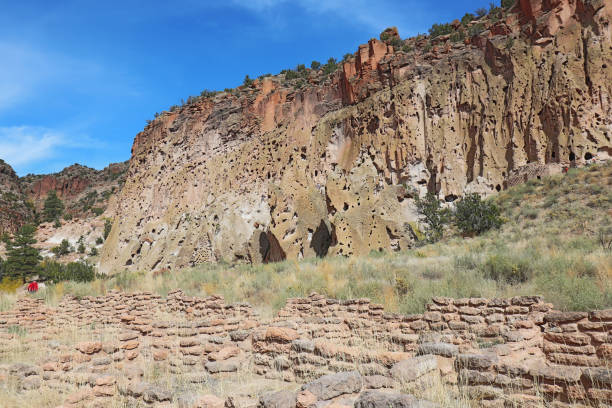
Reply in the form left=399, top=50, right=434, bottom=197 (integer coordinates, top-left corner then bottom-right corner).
left=10, top=163, right=609, bottom=319
left=2, top=164, right=611, bottom=319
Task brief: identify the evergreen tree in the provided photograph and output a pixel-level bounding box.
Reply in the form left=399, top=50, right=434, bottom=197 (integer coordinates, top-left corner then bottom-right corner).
left=43, top=190, right=64, bottom=222
left=103, top=219, right=112, bottom=240
left=77, top=236, right=86, bottom=254
left=52, top=239, right=71, bottom=257
left=3, top=225, right=42, bottom=283
left=0, top=256, right=5, bottom=280
left=415, top=193, right=451, bottom=243
left=454, top=194, right=503, bottom=236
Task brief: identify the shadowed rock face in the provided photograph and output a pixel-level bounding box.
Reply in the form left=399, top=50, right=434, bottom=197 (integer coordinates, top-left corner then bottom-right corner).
left=101, top=0, right=612, bottom=273
left=0, top=160, right=33, bottom=235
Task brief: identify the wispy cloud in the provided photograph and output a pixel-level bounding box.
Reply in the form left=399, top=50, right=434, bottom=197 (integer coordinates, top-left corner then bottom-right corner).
left=0, top=41, right=118, bottom=113
left=0, top=126, right=101, bottom=170
left=229, top=0, right=412, bottom=31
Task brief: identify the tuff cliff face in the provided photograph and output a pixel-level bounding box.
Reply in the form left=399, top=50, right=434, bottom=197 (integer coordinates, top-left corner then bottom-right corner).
left=101, top=0, right=612, bottom=273
left=0, top=160, right=34, bottom=235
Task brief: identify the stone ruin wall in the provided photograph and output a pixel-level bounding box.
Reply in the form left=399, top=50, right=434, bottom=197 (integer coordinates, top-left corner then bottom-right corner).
left=0, top=291, right=610, bottom=407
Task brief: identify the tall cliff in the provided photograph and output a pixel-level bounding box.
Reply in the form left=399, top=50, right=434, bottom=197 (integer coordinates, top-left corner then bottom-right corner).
left=101, top=0, right=612, bottom=273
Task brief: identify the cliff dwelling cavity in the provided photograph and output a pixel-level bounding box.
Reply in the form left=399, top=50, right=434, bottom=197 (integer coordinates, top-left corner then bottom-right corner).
left=258, top=231, right=286, bottom=263
left=310, top=220, right=336, bottom=258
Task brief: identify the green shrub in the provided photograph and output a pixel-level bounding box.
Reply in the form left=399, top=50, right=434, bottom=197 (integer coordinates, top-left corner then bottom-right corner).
left=40, top=260, right=95, bottom=283
left=428, top=23, right=453, bottom=39
left=91, top=207, right=104, bottom=216
left=322, top=58, right=338, bottom=75
left=52, top=239, right=72, bottom=257
left=389, top=37, right=404, bottom=50
left=450, top=31, right=466, bottom=43
left=200, top=89, right=217, bottom=98
left=3, top=224, right=41, bottom=283
left=43, top=190, right=64, bottom=222
left=501, top=0, right=515, bottom=8
left=103, top=219, right=112, bottom=240
left=476, top=8, right=488, bottom=18
left=481, top=253, right=533, bottom=284
left=89, top=247, right=98, bottom=256
left=243, top=75, right=254, bottom=87
left=454, top=194, right=503, bottom=235
left=77, top=236, right=86, bottom=254
left=310, top=61, right=321, bottom=70
left=285, top=70, right=299, bottom=80
left=461, top=13, right=475, bottom=26
left=415, top=193, right=451, bottom=243
left=63, top=213, right=73, bottom=221
left=394, top=278, right=413, bottom=296
left=468, top=23, right=485, bottom=37
left=95, top=237, right=104, bottom=245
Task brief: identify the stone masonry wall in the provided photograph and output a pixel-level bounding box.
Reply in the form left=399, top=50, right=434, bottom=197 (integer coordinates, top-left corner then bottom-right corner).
left=0, top=291, right=609, bottom=407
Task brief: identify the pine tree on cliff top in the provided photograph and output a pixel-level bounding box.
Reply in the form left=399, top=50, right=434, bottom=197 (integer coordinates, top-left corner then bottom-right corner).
left=3, top=224, right=42, bottom=283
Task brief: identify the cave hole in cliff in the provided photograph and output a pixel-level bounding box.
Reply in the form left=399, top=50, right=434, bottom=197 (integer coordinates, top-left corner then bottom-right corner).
left=258, top=231, right=286, bottom=264
left=569, top=152, right=576, bottom=161
left=584, top=152, right=593, bottom=160
left=444, top=194, right=458, bottom=203
left=310, top=220, right=335, bottom=258
left=496, top=184, right=502, bottom=192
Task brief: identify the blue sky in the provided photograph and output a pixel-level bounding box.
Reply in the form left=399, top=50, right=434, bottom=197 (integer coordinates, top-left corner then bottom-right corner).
left=0, top=0, right=490, bottom=176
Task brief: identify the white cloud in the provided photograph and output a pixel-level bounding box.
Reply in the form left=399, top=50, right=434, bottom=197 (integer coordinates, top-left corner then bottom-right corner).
left=229, top=0, right=410, bottom=31
left=0, top=126, right=99, bottom=169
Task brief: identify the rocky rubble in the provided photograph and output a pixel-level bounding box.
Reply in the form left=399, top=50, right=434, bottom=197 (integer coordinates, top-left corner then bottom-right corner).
left=0, top=291, right=610, bottom=407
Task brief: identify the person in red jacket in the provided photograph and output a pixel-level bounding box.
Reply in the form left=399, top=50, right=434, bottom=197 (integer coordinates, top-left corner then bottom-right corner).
left=27, top=281, right=38, bottom=293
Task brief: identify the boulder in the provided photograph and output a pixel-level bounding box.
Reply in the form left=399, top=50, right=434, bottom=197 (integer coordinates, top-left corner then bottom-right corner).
left=390, top=356, right=437, bottom=383
left=259, top=390, right=297, bottom=408
left=354, top=390, right=440, bottom=408
left=416, top=343, right=458, bottom=358
left=455, top=353, right=498, bottom=370
left=205, top=360, right=239, bottom=374
left=302, top=370, right=363, bottom=400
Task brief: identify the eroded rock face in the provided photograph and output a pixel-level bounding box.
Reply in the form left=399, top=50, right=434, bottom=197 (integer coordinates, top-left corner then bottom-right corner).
left=0, top=160, right=34, bottom=235
left=101, top=0, right=612, bottom=272
left=19, top=162, right=128, bottom=217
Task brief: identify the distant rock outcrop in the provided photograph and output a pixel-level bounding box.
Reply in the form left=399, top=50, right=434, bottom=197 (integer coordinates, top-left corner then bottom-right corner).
left=0, top=160, right=128, bottom=259
left=19, top=162, right=128, bottom=217
left=95, top=0, right=609, bottom=272
left=0, top=160, right=33, bottom=235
